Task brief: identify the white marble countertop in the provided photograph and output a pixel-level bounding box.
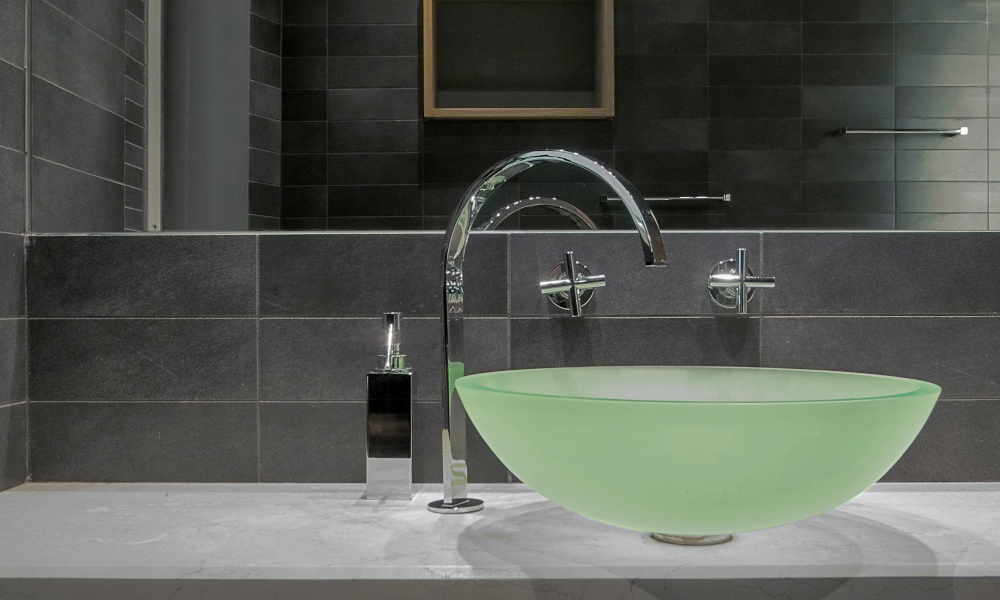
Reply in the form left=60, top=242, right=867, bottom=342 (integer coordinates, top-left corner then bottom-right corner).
left=0, top=482, right=997, bottom=581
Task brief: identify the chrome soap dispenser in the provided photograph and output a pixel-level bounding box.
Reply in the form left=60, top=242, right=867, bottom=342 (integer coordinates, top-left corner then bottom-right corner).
left=366, top=312, right=413, bottom=500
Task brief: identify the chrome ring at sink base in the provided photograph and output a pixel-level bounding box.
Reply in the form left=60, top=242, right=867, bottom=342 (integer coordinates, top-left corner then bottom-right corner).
left=427, top=498, right=485, bottom=514
left=651, top=533, right=733, bottom=546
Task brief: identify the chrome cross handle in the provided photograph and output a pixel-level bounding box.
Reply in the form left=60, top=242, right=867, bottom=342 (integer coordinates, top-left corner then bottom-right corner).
left=708, top=248, right=775, bottom=315
left=540, top=251, right=606, bottom=317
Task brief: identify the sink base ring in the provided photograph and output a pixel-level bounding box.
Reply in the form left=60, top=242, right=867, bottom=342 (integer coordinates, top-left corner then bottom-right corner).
left=427, top=498, right=485, bottom=514
left=651, top=533, right=733, bottom=546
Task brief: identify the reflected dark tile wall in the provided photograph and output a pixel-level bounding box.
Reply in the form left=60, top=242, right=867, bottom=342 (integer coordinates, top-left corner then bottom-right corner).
left=258, top=0, right=1000, bottom=230
left=29, top=0, right=145, bottom=233
left=0, top=0, right=27, bottom=491
left=249, top=0, right=282, bottom=231
left=25, top=231, right=1000, bottom=483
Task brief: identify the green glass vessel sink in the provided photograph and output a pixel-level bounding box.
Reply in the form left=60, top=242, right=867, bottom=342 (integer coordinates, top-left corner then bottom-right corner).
left=456, top=366, right=940, bottom=536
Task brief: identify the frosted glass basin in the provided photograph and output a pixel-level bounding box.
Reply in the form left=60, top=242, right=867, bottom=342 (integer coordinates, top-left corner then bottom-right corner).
left=456, top=366, right=940, bottom=536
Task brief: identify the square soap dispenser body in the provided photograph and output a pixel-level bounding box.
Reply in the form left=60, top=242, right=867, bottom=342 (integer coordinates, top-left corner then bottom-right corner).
left=366, top=312, right=414, bottom=500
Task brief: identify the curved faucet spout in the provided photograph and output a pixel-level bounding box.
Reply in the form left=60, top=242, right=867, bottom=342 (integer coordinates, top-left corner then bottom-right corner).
left=429, top=150, right=667, bottom=515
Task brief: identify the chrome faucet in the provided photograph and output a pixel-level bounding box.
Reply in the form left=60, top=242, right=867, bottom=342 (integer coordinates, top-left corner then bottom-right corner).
left=428, top=150, right=667, bottom=515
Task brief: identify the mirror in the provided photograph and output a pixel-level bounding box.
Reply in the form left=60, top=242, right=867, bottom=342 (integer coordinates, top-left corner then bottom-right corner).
left=24, top=0, right=998, bottom=233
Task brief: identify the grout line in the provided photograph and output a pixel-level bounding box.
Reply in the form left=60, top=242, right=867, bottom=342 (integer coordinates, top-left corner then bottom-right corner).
left=31, top=156, right=126, bottom=187
left=37, top=0, right=130, bottom=54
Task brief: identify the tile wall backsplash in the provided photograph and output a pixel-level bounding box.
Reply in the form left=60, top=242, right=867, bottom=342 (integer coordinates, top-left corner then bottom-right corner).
left=0, top=0, right=29, bottom=491
left=28, top=0, right=146, bottom=233
left=257, top=0, right=1000, bottom=231
left=250, top=0, right=282, bottom=230
left=23, top=232, right=1000, bottom=483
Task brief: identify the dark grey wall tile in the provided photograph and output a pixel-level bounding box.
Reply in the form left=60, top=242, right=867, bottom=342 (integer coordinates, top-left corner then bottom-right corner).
left=328, top=184, right=421, bottom=217
left=30, top=159, right=123, bottom=233
left=709, top=56, right=800, bottom=86
left=44, top=0, right=125, bottom=48
left=327, top=152, right=417, bottom=185
left=251, top=48, right=281, bottom=87
left=0, top=148, right=24, bottom=233
left=803, top=23, right=893, bottom=54
left=29, top=402, right=258, bottom=482
left=32, top=0, right=125, bottom=116
left=616, top=119, right=709, bottom=152
left=252, top=0, right=281, bottom=22
left=896, top=55, right=988, bottom=86
left=511, top=317, right=760, bottom=369
left=708, top=22, right=800, bottom=55
left=709, top=151, right=801, bottom=182
left=328, top=0, right=418, bottom=24
left=328, top=120, right=418, bottom=153
left=896, top=182, right=988, bottom=212
left=895, top=0, right=986, bottom=23
left=802, top=86, right=895, bottom=118
left=328, top=24, right=417, bottom=56
left=710, top=87, right=800, bottom=118
left=897, top=212, right=988, bottom=230
left=896, top=23, right=988, bottom=55
left=884, top=400, right=1000, bottom=482
left=803, top=150, right=895, bottom=181
left=803, top=0, right=893, bottom=22
left=283, top=121, right=327, bottom=154
left=27, top=235, right=256, bottom=317
left=260, top=402, right=365, bottom=483
left=629, top=23, right=706, bottom=55
left=281, top=185, right=327, bottom=217
left=283, top=89, right=326, bottom=121
left=802, top=182, right=895, bottom=214
left=618, top=55, right=708, bottom=88
left=709, top=0, right=799, bottom=21
left=283, top=0, right=326, bottom=25
left=0, top=403, right=25, bottom=490
left=29, top=319, right=257, bottom=400
left=617, top=86, right=709, bottom=119
left=328, top=56, right=418, bottom=88
left=896, top=150, right=987, bottom=181
left=250, top=81, right=281, bottom=120
left=250, top=115, right=280, bottom=152
left=761, top=317, right=1000, bottom=399
left=0, top=232, right=23, bottom=317
left=32, top=77, right=124, bottom=182
left=0, top=0, right=26, bottom=67
left=0, top=60, right=24, bottom=151
left=802, top=55, right=894, bottom=86
left=282, top=24, right=325, bottom=57
left=259, top=233, right=507, bottom=316
left=897, top=87, right=988, bottom=118
left=249, top=148, right=280, bottom=185
left=327, top=88, right=418, bottom=121
left=0, top=319, right=25, bottom=406
left=764, top=232, right=1000, bottom=315
left=510, top=231, right=760, bottom=316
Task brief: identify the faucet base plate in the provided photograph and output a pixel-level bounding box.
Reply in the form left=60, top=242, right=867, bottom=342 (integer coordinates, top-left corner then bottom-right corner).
left=427, top=498, right=485, bottom=514
left=651, top=533, right=733, bottom=546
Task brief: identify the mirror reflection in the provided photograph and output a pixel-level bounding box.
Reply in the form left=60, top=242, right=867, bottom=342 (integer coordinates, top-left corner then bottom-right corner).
left=23, top=0, right=999, bottom=233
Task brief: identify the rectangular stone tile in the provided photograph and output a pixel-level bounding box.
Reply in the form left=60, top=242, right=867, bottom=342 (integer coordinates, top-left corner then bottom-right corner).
left=0, top=232, right=22, bottom=318
left=761, top=317, right=1000, bottom=399
left=27, top=235, right=256, bottom=317
left=260, top=402, right=365, bottom=483
left=29, top=402, right=257, bottom=482
left=0, top=319, right=25, bottom=407
left=29, top=319, right=257, bottom=401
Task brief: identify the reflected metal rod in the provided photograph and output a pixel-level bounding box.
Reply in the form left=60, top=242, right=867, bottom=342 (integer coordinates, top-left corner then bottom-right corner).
left=837, top=127, right=968, bottom=136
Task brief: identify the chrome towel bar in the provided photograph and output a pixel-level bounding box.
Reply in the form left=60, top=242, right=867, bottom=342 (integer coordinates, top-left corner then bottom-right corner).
left=837, top=127, right=968, bottom=136
left=603, top=194, right=731, bottom=204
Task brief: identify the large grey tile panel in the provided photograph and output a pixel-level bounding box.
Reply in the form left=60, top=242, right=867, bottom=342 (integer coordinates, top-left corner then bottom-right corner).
left=895, top=55, right=988, bottom=86
left=32, top=77, right=124, bottom=182
left=0, top=147, right=24, bottom=234
left=43, top=0, right=126, bottom=48
left=29, top=319, right=257, bottom=401
left=896, top=87, right=988, bottom=118
left=260, top=402, right=366, bottom=483
left=0, top=319, right=25, bottom=406
left=883, top=400, right=1000, bottom=482
left=0, top=60, right=24, bottom=151
left=896, top=213, right=988, bottom=231
left=31, top=0, right=125, bottom=116
left=895, top=0, right=986, bottom=23
left=328, top=0, right=418, bottom=24
left=0, top=232, right=23, bottom=318
left=260, top=317, right=506, bottom=403
left=29, top=159, right=123, bottom=233
left=896, top=150, right=988, bottom=181
left=801, top=86, right=894, bottom=119
left=511, top=317, right=760, bottom=370
left=0, top=403, right=24, bottom=490
left=29, top=402, right=258, bottom=482
left=764, top=232, right=1000, bottom=315
left=0, top=0, right=25, bottom=67
left=896, top=182, right=988, bottom=213
left=27, top=235, right=256, bottom=317
left=259, top=233, right=506, bottom=316
left=761, top=317, right=1000, bottom=399
left=510, top=231, right=760, bottom=316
